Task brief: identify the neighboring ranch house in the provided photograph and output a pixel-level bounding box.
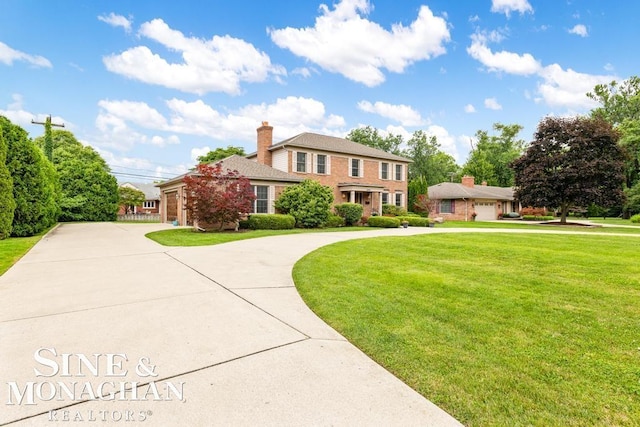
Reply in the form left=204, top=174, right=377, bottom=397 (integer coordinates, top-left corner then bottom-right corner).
left=158, top=122, right=411, bottom=225
left=428, top=176, right=520, bottom=221
left=158, top=155, right=302, bottom=225
left=118, top=182, right=161, bottom=215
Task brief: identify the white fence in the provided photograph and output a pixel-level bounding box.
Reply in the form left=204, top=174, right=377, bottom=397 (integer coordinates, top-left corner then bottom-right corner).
left=117, top=214, right=161, bottom=222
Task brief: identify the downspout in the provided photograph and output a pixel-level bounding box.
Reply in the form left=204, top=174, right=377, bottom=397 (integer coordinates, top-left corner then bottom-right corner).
left=462, top=197, right=467, bottom=221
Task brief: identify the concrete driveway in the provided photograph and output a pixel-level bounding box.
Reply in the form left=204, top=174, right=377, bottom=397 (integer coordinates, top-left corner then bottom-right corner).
left=0, top=222, right=463, bottom=426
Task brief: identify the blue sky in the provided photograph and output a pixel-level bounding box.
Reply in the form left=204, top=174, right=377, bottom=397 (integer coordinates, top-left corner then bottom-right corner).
left=1, top=0, right=638, bottom=183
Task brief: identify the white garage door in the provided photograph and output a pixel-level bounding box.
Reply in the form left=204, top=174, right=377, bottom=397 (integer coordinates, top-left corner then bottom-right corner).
left=475, top=202, right=495, bottom=221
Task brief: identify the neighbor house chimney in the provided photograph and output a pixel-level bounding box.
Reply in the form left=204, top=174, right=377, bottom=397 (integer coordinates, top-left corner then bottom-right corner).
left=256, top=121, right=273, bottom=166
left=462, top=175, right=475, bottom=188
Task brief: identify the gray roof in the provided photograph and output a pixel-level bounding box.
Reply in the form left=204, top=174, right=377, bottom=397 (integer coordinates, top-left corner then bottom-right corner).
left=249, top=132, right=411, bottom=163
left=157, top=155, right=303, bottom=188
left=428, top=182, right=515, bottom=201
left=120, top=182, right=160, bottom=200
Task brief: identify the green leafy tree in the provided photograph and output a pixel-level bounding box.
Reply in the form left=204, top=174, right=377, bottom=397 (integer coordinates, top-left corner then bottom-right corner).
left=1, top=116, right=59, bottom=237
left=0, top=120, right=15, bottom=239
left=183, top=163, right=255, bottom=231
left=462, top=123, right=525, bottom=187
left=405, top=131, right=460, bottom=183
left=36, top=130, right=119, bottom=221
left=624, top=182, right=640, bottom=216
left=588, top=76, right=640, bottom=191
left=274, top=179, right=333, bottom=228
left=407, top=175, right=429, bottom=213
left=512, top=116, right=625, bottom=223
left=197, top=146, right=246, bottom=163
left=118, top=187, right=146, bottom=214
left=346, top=126, right=404, bottom=155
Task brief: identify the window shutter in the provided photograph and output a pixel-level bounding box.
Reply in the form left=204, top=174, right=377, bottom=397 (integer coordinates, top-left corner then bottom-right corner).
left=379, top=162, right=382, bottom=179
left=291, top=151, right=297, bottom=173
left=436, top=202, right=440, bottom=214
left=306, top=152, right=312, bottom=173
left=312, top=154, right=317, bottom=173
left=359, top=160, right=363, bottom=177
left=268, top=186, right=275, bottom=214
left=451, top=200, right=456, bottom=214
left=348, top=158, right=353, bottom=177
left=326, top=155, right=331, bottom=175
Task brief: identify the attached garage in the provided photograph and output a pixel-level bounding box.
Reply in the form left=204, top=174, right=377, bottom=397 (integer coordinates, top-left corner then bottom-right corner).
left=474, top=201, right=496, bottom=221
left=165, top=191, right=178, bottom=222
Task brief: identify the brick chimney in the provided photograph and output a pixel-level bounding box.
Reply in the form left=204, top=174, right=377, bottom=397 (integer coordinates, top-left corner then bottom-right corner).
left=462, top=175, right=475, bottom=188
left=256, top=121, right=273, bottom=166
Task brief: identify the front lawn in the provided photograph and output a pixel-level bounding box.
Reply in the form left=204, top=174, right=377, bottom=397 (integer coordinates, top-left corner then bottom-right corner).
left=146, top=226, right=367, bottom=246
left=293, top=233, right=640, bottom=426
left=0, top=234, right=43, bottom=276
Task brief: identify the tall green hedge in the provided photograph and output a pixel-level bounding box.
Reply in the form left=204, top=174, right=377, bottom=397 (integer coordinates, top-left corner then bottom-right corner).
left=1, top=116, right=59, bottom=237
left=0, top=121, right=15, bottom=239
left=334, top=203, right=363, bottom=226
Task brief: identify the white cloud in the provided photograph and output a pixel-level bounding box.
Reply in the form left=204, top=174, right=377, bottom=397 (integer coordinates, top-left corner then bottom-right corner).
left=491, top=0, right=533, bottom=17
left=568, top=24, right=588, bottom=37
left=190, top=146, right=211, bottom=162
left=0, top=94, right=68, bottom=131
left=96, top=148, right=189, bottom=182
left=269, top=0, right=450, bottom=86
left=467, top=32, right=541, bottom=75
left=484, top=97, right=502, bottom=110
left=604, top=63, right=615, bottom=72
left=95, top=95, right=347, bottom=151
left=98, top=13, right=132, bottom=33
left=464, top=104, right=476, bottom=113
left=292, top=67, right=312, bottom=78
left=103, top=18, right=286, bottom=95
left=357, top=100, right=424, bottom=126
left=0, top=41, right=51, bottom=68
left=426, top=125, right=460, bottom=162
left=536, top=64, right=614, bottom=109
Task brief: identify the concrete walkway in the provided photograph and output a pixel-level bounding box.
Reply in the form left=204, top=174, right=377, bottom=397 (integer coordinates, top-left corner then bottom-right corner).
left=1, top=222, right=464, bottom=426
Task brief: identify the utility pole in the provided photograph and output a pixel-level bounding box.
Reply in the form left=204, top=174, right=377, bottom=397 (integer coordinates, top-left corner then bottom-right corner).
left=32, top=115, right=64, bottom=162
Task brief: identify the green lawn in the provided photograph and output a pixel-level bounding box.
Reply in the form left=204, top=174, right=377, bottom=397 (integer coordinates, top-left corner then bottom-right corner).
left=293, top=233, right=640, bottom=426
left=587, top=218, right=640, bottom=227
left=0, top=234, right=44, bottom=276
left=440, top=220, right=640, bottom=234
left=146, top=226, right=368, bottom=246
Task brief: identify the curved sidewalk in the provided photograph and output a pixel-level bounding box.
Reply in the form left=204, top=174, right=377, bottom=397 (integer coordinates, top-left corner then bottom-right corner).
left=0, top=222, right=462, bottom=426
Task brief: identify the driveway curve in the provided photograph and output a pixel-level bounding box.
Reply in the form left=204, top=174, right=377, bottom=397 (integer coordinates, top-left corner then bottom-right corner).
left=5, top=222, right=631, bottom=425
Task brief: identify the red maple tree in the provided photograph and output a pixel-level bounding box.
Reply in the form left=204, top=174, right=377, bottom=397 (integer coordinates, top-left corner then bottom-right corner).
left=183, top=162, right=256, bottom=231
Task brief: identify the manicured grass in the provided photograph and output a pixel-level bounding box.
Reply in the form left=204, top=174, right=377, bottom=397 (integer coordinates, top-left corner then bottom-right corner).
left=0, top=234, right=44, bottom=276
left=146, top=226, right=367, bottom=246
left=293, top=233, right=640, bottom=426
left=440, top=220, right=640, bottom=234
left=588, top=218, right=640, bottom=227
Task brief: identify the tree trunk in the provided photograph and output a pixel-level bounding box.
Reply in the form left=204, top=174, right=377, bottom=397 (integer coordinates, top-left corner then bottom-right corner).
left=560, top=203, right=569, bottom=224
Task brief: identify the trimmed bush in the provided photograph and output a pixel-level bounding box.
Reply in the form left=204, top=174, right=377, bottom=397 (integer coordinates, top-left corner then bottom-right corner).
left=334, top=203, right=363, bottom=226
left=630, top=214, right=640, bottom=223
left=324, top=214, right=345, bottom=228
left=520, top=207, right=549, bottom=217
left=522, top=215, right=555, bottom=221
left=249, top=214, right=295, bottom=230
left=382, top=204, right=407, bottom=216
left=367, top=216, right=401, bottom=228
left=396, top=216, right=430, bottom=227
left=274, top=179, right=333, bottom=228
left=0, top=124, right=15, bottom=239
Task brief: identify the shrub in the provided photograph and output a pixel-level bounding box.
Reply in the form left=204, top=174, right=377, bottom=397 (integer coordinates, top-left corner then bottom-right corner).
left=368, top=216, right=401, bottom=228
left=274, top=179, right=333, bottom=228
left=0, top=125, right=15, bottom=239
left=334, top=203, right=363, bottom=226
left=630, top=214, right=640, bottom=223
left=522, top=215, right=555, bottom=221
left=396, top=216, right=430, bottom=227
left=238, top=219, right=251, bottom=229
left=382, top=204, right=407, bottom=216
left=324, top=214, right=345, bottom=228
left=520, top=207, right=548, bottom=217
left=248, top=214, right=295, bottom=230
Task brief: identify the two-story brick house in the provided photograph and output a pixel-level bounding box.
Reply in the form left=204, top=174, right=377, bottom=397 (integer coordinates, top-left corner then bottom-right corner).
left=247, top=122, right=411, bottom=217
left=158, top=122, right=411, bottom=225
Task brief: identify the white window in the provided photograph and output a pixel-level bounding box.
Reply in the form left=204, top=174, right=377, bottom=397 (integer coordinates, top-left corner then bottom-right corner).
left=439, top=200, right=455, bottom=214
left=381, top=193, right=389, bottom=205
left=380, top=162, right=389, bottom=180
left=316, top=154, right=327, bottom=174
left=395, top=193, right=403, bottom=207
left=252, top=185, right=269, bottom=214
left=395, top=164, right=403, bottom=181
left=143, top=201, right=155, bottom=209
left=349, top=158, right=362, bottom=177
left=296, top=152, right=307, bottom=173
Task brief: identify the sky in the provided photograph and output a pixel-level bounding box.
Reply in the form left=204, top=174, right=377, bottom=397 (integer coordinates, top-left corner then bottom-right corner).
left=1, top=0, right=638, bottom=183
